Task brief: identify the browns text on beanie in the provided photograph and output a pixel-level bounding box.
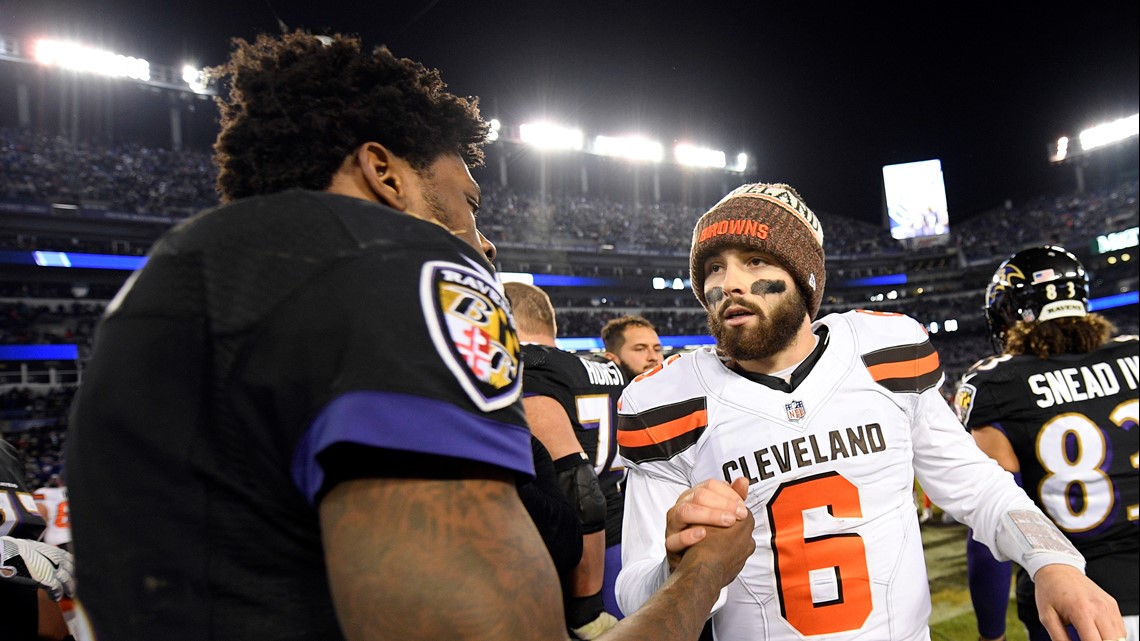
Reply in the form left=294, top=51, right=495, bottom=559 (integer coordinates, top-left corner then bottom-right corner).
left=690, top=183, right=825, bottom=319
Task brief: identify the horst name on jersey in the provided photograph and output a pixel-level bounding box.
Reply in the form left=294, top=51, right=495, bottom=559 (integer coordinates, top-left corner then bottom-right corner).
left=580, top=357, right=625, bottom=387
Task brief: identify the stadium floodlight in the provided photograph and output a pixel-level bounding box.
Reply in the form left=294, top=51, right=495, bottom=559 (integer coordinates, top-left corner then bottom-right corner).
left=34, top=39, right=150, bottom=81
left=1078, top=113, right=1139, bottom=152
left=182, top=65, right=209, bottom=94
left=593, top=135, right=664, bottom=162
left=519, top=122, right=584, bottom=150
left=732, top=152, right=749, bottom=172
left=486, top=119, right=501, bottom=142
left=1050, top=136, right=1070, bottom=162
left=675, top=144, right=726, bottom=169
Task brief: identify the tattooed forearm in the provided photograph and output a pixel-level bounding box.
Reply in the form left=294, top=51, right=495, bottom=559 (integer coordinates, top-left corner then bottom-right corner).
left=320, top=474, right=567, bottom=641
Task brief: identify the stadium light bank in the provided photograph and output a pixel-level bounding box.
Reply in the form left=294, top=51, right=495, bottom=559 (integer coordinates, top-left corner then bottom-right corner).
left=1048, top=113, right=1138, bottom=195
left=514, top=119, right=748, bottom=172
left=0, top=35, right=215, bottom=95
left=1049, top=113, right=1139, bottom=162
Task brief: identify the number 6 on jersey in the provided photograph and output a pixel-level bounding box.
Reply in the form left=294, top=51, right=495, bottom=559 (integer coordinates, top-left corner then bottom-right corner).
left=768, top=472, right=872, bottom=635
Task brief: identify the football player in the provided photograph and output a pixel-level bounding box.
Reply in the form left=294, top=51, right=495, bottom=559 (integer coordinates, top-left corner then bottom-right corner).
left=33, top=476, right=71, bottom=552
left=601, top=316, right=663, bottom=381
left=958, top=245, right=1138, bottom=641
left=66, top=31, right=754, bottom=641
left=616, top=184, right=1126, bottom=640
left=506, top=281, right=628, bottom=638
left=597, top=315, right=663, bottom=619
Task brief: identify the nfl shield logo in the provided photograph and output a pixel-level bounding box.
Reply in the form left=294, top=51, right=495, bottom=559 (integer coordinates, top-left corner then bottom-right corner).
left=785, top=400, right=806, bottom=421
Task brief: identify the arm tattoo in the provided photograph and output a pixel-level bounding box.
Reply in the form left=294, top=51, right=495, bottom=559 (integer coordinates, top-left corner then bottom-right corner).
left=320, top=474, right=567, bottom=641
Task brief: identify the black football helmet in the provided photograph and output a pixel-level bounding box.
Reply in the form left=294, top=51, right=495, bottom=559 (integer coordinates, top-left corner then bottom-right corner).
left=984, top=245, right=1089, bottom=351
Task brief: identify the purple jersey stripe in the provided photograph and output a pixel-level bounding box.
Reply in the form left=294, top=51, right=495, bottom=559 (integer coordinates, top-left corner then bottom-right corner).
left=292, top=390, right=534, bottom=504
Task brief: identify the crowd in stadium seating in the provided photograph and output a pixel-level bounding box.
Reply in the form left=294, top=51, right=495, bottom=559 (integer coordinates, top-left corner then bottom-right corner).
left=1, top=128, right=1137, bottom=489
left=1, top=389, right=71, bottom=486
left=1, top=127, right=216, bottom=215
left=1, top=301, right=104, bottom=349
left=954, top=181, right=1139, bottom=261
left=4, top=129, right=1133, bottom=259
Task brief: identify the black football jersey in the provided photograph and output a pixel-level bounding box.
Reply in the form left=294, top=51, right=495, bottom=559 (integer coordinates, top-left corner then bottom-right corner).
left=956, top=335, right=1139, bottom=613
left=522, top=345, right=627, bottom=546
left=66, top=191, right=531, bottom=640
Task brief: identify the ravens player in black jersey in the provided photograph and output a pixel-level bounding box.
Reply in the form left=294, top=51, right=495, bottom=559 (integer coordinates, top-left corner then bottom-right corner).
left=66, top=31, right=755, bottom=641
left=957, top=245, right=1139, bottom=641
left=505, top=281, right=627, bottom=639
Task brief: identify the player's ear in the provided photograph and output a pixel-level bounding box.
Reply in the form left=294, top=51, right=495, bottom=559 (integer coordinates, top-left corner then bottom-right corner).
left=603, top=352, right=619, bottom=364
left=357, top=142, right=410, bottom=211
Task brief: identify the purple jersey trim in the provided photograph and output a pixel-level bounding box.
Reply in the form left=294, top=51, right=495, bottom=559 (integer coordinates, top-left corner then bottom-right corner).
left=292, top=390, right=534, bottom=504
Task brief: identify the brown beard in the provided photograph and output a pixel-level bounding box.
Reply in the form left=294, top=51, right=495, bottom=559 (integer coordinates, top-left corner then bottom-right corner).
left=707, top=287, right=808, bottom=362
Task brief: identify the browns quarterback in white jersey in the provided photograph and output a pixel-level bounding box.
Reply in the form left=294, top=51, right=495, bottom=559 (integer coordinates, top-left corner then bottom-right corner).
left=615, top=183, right=1126, bottom=641
left=33, top=481, right=71, bottom=549
left=619, top=310, right=1051, bottom=639
left=959, top=245, right=1139, bottom=641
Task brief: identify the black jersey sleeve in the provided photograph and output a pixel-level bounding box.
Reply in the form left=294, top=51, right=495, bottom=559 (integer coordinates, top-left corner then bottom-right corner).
left=235, top=226, right=532, bottom=505
left=521, top=346, right=578, bottom=407
left=955, top=356, right=1014, bottom=430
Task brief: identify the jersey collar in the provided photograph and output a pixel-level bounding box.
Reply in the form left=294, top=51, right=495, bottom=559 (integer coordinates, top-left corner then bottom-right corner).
left=727, top=325, right=831, bottom=393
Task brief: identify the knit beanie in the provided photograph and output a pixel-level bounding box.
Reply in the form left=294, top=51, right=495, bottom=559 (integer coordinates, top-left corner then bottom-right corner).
left=690, top=183, right=826, bottom=319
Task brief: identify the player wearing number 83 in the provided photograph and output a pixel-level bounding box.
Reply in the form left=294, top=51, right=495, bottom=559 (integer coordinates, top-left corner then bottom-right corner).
left=958, top=245, right=1138, bottom=641
left=616, top=185, right=1127, bottom=640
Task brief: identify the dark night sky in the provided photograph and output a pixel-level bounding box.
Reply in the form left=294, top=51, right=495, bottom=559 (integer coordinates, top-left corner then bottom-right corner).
left=4, top=1, right=1137, bottom=224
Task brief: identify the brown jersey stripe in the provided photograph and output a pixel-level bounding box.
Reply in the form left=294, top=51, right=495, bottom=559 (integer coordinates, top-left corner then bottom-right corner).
left=617, top=409, right=708, bottom=448
left=865, top=350, right=941, bottom=382
left=861, top=340, right=942, bottom=393
left=618, top=397, right=707, bottom=429
left=620, top=426, right=705, bottom=464
left=875, top=367, right=943, bottom=393
left=618, top=397, right=707, bottom=463
left=861, top=339, right=936, bottom=368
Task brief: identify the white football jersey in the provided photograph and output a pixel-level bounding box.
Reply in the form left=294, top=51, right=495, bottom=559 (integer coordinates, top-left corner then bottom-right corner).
left=33, top=485, right=71, bottom=546
left=616, top=311, right=1052, bottom=641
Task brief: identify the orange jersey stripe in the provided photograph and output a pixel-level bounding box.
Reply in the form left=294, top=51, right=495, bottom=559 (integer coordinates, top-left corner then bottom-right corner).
left=618, top=409, right=708, bottom=449
left=866, top=351, right=940, bottom=382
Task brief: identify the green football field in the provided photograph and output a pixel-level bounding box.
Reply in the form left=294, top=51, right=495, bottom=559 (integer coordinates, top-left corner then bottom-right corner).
left=924, top=519, right=1026, bottom=641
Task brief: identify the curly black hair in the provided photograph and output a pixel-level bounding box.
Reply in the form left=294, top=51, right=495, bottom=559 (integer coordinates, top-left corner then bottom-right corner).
left=1005, top=314, right=1117, bottom=359
left=211, top=31, right=489, bottom=202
